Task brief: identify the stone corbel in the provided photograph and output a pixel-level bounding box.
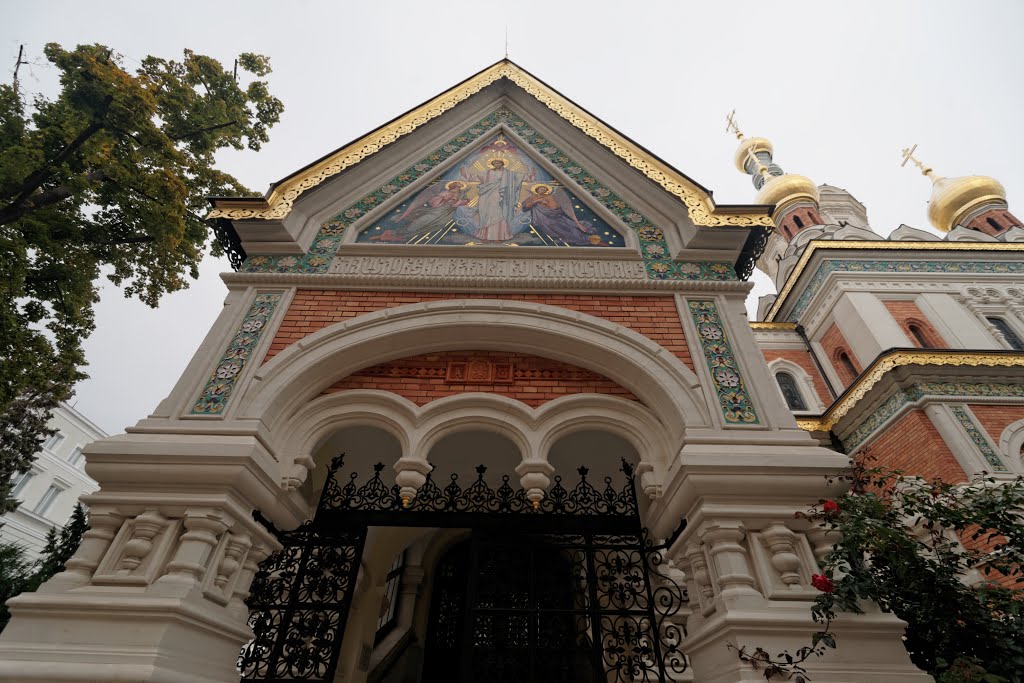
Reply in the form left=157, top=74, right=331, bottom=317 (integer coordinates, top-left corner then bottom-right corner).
left=281, top=454, right=316, bottom=491
left=634, top=462, right=663, bottom=499
left=515, top=460, right=555, bottom=507
left=394, top=456, right=434, bottom=506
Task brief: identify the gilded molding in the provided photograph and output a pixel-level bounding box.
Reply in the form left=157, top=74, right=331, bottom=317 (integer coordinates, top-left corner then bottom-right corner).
left=766, top=240, right=1024, bottom=322
left=796, top=350, right=1024, bottom=433
left=749, top=322, right=797, bottom=331
left=209, top=61, right=771, bottom=228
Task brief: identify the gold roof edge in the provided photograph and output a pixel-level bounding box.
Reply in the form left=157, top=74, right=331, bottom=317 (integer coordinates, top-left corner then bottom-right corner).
left=796, top=350, right=1024, bottom=433
left=208, top=61, right=772, bottom=228
left=749, top=321, right=797, bottom=330
left=765, top=240, right=1024, bottom=322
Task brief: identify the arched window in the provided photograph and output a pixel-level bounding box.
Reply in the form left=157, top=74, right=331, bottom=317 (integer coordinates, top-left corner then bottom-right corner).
left=775, top=372, right=807, bottom=411
left=907, top=323, right=932, bottom=349
left=793, top=215, right=804, bottom=229
left=986, top=217, right=1003, bottom=232
left=836, top=350, right=858, bottom=383
left=987, top=317, right=1024, bottom=350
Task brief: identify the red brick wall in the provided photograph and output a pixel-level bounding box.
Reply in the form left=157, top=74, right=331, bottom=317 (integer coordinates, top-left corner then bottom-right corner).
left=882, top=300, right=946, bottom=348
left=964, top=207, right=1021, bottom=236
left=859, top=409, right=968, bottom=483
left=265, top=290, right=693, bottom=370
left=323, top=351, right=638, bottom=408
left=966, top=404, right=1024, bottom=450
left=760, top=349, right=832, bottom=406
left=820, top=323, right=860, bottom=387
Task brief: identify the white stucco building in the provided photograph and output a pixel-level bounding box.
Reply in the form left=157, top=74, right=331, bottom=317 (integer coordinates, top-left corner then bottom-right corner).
left=2, top=403, right=105, bottom=560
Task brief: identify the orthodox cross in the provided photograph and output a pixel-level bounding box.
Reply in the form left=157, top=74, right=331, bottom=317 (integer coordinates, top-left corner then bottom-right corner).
left=900, top=143, right=936, bottom=179
left=725, top=109, right=744, bottom=140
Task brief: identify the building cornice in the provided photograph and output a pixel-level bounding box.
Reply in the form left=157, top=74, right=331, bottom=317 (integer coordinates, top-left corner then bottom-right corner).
left=795, top=349, right=1024, bottom=433
left=208, top=61, right=771, bottom=229
left=766, top=240, right=1024, bottom=322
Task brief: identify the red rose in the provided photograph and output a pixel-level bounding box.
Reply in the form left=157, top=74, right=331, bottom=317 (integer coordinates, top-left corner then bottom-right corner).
left=811, top=574, right=834, bottom=593
left=823, top=500, right=840, bottom=514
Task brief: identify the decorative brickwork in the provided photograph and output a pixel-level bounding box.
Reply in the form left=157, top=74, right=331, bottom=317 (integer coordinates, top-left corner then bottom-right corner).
left=264, top=290, right=694, bottom=371
left=860, top=409, right=968, bottom=483
left=963, top=207, right=1021, bottom=236
left=882, top=301, right=946, bottom=349
left=760, top=349, right=832, bottom=406
left=966, top=404, right=1024, bottom=456
left=820, top=323, right=860, bottom=386
left=323, top=351, right=638, bottom=407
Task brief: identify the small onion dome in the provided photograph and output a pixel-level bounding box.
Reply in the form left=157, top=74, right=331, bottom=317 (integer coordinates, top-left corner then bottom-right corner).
left=755, top=173, right=820, bottom=213
left=927, top=175, right=1007, bottom=233
left=734, top=137, right=774, bottom=172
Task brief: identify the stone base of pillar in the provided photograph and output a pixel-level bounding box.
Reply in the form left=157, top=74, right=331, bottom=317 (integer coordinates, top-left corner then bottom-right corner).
left=0, top=592, right=250, bottom=682
left=683, top=603, right=933, bottom=683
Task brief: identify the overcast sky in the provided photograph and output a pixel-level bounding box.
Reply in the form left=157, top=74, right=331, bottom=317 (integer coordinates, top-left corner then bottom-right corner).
left=5, top=0, right=1023, bottom=435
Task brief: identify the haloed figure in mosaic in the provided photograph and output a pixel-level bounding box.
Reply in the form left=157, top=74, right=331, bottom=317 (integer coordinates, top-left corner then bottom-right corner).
left=384, top=180, right=471, bottom=240
left=521, top=183, right=599, bottom=246
left=461, top=157, right=535, bottom=241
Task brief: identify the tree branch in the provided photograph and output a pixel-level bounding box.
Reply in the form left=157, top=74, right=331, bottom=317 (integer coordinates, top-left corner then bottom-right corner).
left=170, top=119, right=238, bottom=141
left=0, top=171, right=109, bottom=226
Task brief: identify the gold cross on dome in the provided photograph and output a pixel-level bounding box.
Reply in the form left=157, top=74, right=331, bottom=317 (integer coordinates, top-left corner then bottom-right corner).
left=900, top=144, right=936, bottom=179
left=725, top=109, right=744, bottom=140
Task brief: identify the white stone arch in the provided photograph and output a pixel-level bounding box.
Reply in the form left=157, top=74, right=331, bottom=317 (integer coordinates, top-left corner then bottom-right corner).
left=998, top=418, right=1024, bottom=473
left=239, top=298, right=708, bottom=451
left=766, top=358, right=825, bottom=413
left=414, top=393, right=537, bottom=463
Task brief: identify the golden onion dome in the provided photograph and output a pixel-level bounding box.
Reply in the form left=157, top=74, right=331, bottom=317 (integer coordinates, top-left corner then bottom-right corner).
left=734, top=137, right=773, bottom=173
left=755, top=173, right=820, bottom=213
left=927, top=175, right=1007, bottom=233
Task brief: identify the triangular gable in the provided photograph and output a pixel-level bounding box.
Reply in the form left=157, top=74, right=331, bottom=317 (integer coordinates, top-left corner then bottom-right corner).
left=355, top=131, right=626, bottom=248
left=209, top=60, right=771, bottom=230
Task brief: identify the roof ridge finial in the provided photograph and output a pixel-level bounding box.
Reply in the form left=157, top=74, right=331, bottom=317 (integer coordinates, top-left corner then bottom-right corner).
left=725, top=109, right=744, bottom=141
left=900, top=143, right=938, bottom=181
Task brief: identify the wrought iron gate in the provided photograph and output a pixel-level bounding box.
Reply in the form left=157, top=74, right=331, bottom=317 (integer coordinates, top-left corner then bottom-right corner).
left=239, top=457, right=687, bottom=682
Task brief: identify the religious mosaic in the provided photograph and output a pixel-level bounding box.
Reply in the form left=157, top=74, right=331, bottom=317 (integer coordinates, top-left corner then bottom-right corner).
left=239, top=108, right=739, bottom=282
left=688, top=300, right=759, bottom=424
left=842, top=381, right=1024, bottom=453
left=786, top=260, right=1024, bottom=321
left=191, top=292, right=283, bottom=415
left=356, top=133, right=624, bottom=247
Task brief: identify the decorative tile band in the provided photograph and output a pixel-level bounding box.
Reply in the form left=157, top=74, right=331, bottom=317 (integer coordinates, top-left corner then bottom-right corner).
left=950, top=405, right=1009, bottom=472
left=191, top=292, right=284, bottom=415
left=688, top=300, right=759, bottom=424
left=787, top=259, right=1024, bottom=321
left=842, top=381, right=1024, bottom=453
left=239, top=108, right=738, bottom=282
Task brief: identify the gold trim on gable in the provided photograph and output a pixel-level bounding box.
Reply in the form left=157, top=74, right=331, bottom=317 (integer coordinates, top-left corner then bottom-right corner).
left=749, top=321, right=798, bottom=331
left=208, top=61, right=773, bottom=228
left=765, top=240, right=1024, bottom=322
left=795, top=350, right=1024, bottom=433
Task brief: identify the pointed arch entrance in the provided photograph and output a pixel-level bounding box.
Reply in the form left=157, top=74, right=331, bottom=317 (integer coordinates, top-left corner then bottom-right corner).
left=238, top=455, right=687, bottom=683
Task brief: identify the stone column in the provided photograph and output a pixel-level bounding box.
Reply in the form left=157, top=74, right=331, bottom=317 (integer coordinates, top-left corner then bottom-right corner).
left=654, top=443, right=931, bottom=683
left=0, top=433, right=303, bottom=683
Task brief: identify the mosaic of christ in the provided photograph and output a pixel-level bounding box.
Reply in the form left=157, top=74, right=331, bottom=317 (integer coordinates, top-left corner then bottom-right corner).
left=357, top=134, right=626, bottom=247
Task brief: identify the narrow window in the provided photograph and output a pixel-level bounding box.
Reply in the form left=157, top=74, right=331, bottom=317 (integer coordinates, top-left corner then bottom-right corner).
left=11, top=471, right=35, bottom=498
left=375, top=551, right=405, bottom=644
left=837, top=351, right=857, bottom=382
left=986, top=217, right=1003, bottom=232
left=33, top=484, right=63, bottom=517
left=67, top=447, right=84, bottom=467
left=987, top=317, right=1024, bottom=350
left=776, top=372, right=807, bottom=411
left=793, top=215, right=804, bottom=229
left=907, top=323, right=932, bottom=349
left=42, top=432, right=64, bottom=451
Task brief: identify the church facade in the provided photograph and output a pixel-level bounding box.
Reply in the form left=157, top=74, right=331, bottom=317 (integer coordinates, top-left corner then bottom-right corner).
left=1, top=60, right=1019, bottom=682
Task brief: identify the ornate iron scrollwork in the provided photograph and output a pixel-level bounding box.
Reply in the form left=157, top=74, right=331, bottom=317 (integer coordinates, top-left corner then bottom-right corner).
left=211, top=217, right=247, bottom=271
left=240, top=456, right=687, bottom=682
